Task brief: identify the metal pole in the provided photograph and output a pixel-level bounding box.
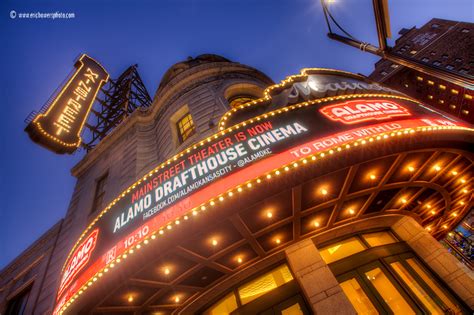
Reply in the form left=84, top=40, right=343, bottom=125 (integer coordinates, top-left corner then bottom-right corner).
left=323, top=0, right=474, bottom=90
left=327, top=32, right=474, bottom=90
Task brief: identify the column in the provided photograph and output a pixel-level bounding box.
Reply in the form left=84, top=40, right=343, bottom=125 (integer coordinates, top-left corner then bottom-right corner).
left=285, top=238, right=356, bottom=314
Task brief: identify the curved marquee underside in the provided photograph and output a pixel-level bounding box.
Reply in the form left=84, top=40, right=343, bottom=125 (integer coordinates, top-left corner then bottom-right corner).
left=67, top=141, right=473, bottom=314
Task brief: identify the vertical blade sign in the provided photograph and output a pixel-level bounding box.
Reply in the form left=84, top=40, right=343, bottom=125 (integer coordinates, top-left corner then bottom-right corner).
left=25, top=54, right=109, bottom=154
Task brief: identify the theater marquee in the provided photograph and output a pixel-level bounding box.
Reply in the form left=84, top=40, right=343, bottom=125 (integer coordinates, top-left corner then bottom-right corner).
left=53, top=70, right=471, bottom=315
left=26, top=54, right=109, bottom=154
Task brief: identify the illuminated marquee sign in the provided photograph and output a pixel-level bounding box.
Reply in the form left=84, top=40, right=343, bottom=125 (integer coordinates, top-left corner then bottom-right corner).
left=320, top=99, right=411, bottom=124
left=54, top=66, right=473, bottom=314
left=55, top=95, right=469, bottom=315
left=58, top=229, right=98, bottom=297
left=26, top=54, right=109, bottom=154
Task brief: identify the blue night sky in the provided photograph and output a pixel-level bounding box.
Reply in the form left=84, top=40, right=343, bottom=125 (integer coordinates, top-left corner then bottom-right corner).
left=0, top=0, right=472, bottom=268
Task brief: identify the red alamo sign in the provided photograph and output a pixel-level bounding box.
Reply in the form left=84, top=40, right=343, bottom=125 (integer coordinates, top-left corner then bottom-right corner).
left=320, top=99, right=411, bottom=124
left=58, top=229, right=99, bottom=296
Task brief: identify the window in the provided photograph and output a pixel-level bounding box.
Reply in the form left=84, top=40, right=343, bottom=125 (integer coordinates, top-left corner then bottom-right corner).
left=238, top=264, right=294, bottom=305
left=461, top=28, right=470, bottom=33
left=176, top=112, right=196, bottom=143
left=421, top=57, right=429, bottom=63
left=380, top=71, right=388, bottom=76
left=365, top=267, right=416, bottom=314
left=446, top=65, right=455, bottom=70
left=340, top=278, right=378, bottom=314
left=433, top=61, right=441, bottom=66
left=203, top=292, right=238, bottom=315
left=390, top=262, right=444, bottom=314
left=5, top=285, right=32, bottom=315
left=362, top=231, right=397, bottom=247
left=406, top=258, right=462, bottom=313
left=431, top=23, right=440, bottom=29
left=91, top=173, right=108, bottom=214
left=322, top=231, right=467, bottom=314
left=319, top=237, right=366, bottom=264
left=203, top=264, right=308, bottom=315
left=228, top=95, right=257, bottom=108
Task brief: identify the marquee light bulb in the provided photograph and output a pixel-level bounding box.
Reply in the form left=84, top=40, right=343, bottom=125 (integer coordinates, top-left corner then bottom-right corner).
left=433, top=165, right=441, bottom=172
left=400, top=198, right=407, bottom=204
left=211, top=239, right=218, bottom=246
left=174, top=296, right=180, bottom=303
left=275, top=238, right=281, bottom=244
left=451, top=170, right=458, bottom=176
left=266, top=211, right=273, bottom=218
left=460, top=178, right=466, bottom=184
left=127, top=296, right=134, bottom=303
left=348, top=208, right=355, bottom=215
left=164, top=267, right=170, bottom=275
left=320, top=188, right=328, bottom=195
left=369, top=174, right=376, bottom=180
left=314, top=221, right=320, bottom=228
left=237, top=257, right=243, bottom=264
left=430, top=210, right=436, bottom=215
left=407, top=166, right=415, bottom=172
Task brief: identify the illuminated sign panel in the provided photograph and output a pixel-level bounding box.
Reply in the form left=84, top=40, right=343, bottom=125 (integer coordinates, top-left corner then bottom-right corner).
left=320, top=99, right=411, bottom=124
left=26, top=54, right=109, bottom=154
left=54, top=93, right=469, bottom=314
left=58, top=229, right=98, bottom=297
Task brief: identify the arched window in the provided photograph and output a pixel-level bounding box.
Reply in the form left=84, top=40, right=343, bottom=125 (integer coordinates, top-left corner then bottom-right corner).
left=228, top=95, right=258, bottom=108
left=224, top=83, right=264, bottom=109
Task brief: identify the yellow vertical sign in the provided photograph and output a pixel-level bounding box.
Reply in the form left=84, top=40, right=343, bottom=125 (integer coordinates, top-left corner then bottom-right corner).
left=26, top=54, right=109, bottom=154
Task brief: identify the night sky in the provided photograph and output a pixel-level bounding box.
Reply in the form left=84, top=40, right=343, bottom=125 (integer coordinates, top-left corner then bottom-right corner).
left=0, top=0, right=472, bottom=268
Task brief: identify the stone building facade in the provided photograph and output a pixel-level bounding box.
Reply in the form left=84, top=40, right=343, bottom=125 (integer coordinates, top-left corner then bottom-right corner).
left=1, top=54, right=473, bottom=315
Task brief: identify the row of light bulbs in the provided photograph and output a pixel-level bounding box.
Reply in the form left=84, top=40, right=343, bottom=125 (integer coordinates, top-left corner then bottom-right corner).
left=58, top=123, right=473, bottom=314
left=219, top=92, right=422, bottom=131
left=218, top=68, right=385, bottom=130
